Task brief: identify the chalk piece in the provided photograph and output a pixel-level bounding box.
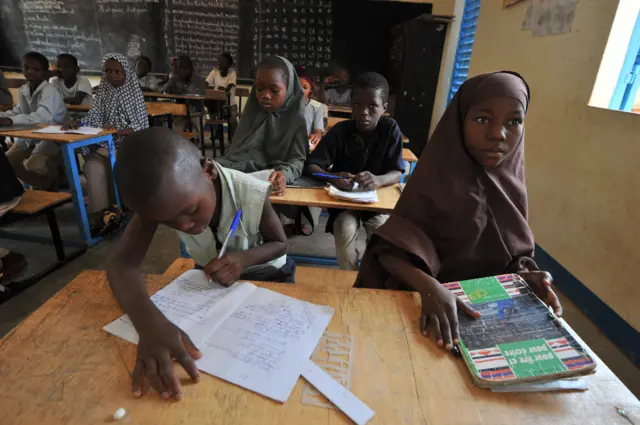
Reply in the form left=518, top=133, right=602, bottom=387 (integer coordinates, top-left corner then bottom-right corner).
left=112, top=408, right=126, bottom=420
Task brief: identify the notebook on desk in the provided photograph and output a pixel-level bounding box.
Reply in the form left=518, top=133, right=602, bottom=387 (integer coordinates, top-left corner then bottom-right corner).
left=448, top=274, right=596, bottom=388
left=0, top=124, right=41, bottom=133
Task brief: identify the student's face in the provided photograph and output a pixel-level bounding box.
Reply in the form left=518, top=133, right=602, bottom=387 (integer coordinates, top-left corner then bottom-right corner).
left=300, top=78, right=312, bottom=100
left=219, top=55, right=231, bottom=72
left=255, top=67, right=287, bottom=112
left=463, top=97, right=525, bottom=168
left=352, top=87, right=387, bottom=133
left=22, top=57, right=47, bottom=86
left=139, top=160, right=218, bottom=235
left=104, top=59, right=126, bottom=87
left=177, top=60, right=193, bottom=81
left=55, top=57, right=78, bottom=81
left=135, top=60, right=150, bottom=78
left=335, top=68, right=350, bottom=86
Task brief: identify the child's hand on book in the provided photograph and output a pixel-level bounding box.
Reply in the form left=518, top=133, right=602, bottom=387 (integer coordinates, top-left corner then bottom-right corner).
left=419, top=277, right=481, bottom=351
left=332, top=172, right=355, bottom=191
left=519, top=271, right=563, bottom=316
left=355, top=171, right=380, bottom=191
left=132, top=320, right=202, bottom=400
left=204, top=252, right=245, bottom=286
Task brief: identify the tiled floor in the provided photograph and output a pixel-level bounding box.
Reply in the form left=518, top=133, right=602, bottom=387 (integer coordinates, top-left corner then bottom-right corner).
left=1, top=205, right=639, bottom=399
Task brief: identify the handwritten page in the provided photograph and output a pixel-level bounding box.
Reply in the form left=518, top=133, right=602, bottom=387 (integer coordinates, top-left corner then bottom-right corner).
left=34, top=125, right=103, bottom=135
left=327, top=185, right=379, bottom=204
left=104, top=270, right=334, bottom=402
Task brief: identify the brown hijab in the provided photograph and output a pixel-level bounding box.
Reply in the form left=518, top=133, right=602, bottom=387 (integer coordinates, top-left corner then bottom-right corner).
left=356, top=72, right=536, bottom=289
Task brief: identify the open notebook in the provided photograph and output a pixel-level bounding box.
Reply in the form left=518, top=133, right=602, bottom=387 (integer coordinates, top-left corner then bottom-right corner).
left=34, top=125, right=103, bottom=135
left=448, top=274, right=596, bottom=388
left=327, top=185, right=378, bottom=204
left=104, top=270, right=334, bottom=402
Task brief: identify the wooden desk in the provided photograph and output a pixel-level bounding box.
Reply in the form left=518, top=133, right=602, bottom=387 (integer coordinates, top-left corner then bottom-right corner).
left=66, top=102, right=187, bottom=118
left=271, top=185, right=400, bottom=213
left=0, top=126, right=117, bottom=246
left=11, top=189, right=71, bottom=214
left=0, top=269, right=637, bottom=425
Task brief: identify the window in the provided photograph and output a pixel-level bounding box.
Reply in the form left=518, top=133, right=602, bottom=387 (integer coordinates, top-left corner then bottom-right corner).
left=610, top=12, right=640, bottom=112
left=447, top=0, right=481, bottom=103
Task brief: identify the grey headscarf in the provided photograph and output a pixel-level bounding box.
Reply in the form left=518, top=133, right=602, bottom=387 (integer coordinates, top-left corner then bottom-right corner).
left=217, top=56, right=308, bottom=184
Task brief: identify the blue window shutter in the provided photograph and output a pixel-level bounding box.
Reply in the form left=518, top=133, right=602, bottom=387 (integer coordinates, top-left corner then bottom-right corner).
left=610, top=12, right=640, bottom=111
left=447, top=0, right=481, bottom=104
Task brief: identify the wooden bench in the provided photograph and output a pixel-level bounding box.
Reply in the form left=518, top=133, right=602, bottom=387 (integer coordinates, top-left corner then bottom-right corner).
left=163, top=258, right=357, bottom=290
left=0, top=190, right=86, bottom=294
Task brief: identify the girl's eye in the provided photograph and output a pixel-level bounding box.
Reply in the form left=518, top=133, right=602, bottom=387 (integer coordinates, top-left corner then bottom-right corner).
left=508, top=118, right=523, bottom=126
left=474, top=116, right=489, bottom=124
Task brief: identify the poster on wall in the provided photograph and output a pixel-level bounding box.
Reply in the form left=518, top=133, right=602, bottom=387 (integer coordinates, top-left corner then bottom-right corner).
left=522, top=0, right=579, bottom=36
left=503, top=0, right=527, bottom=7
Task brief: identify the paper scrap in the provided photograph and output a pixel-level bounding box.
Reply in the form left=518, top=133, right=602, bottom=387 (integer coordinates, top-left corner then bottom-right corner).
left=302, top=360, right=375, bottom=425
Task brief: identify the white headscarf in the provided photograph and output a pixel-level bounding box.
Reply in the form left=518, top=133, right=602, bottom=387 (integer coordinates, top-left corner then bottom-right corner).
left=86, top=53, right=148, bottom=146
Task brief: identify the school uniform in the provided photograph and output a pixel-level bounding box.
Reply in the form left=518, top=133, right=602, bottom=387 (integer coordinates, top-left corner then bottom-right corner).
left=1, top=80, right=66, bottom=189
left=325, top=87, right=351, bottom=106
left=206, top=67, right=237, bottom=105
left=179, top=163, right=295, bottom=282
left=306, top=116, right=405, bottom=270
left=49, top=76, right=93, bottom=106
left=304, top=99, right=325, bottom=134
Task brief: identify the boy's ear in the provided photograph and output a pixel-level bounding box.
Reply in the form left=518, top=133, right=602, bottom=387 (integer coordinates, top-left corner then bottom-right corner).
left=202, top=158, right=218, bottom=180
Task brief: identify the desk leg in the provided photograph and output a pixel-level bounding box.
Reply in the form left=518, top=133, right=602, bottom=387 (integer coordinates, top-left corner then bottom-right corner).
left=167, top=114, right=173, bottom=129
left=61, top=144, right=94, bottom=245
left=46, top=209, right=66, bottom=261
left=409, top=161, right=416, bottom=175
left=106, top=136, right=121, bottom=209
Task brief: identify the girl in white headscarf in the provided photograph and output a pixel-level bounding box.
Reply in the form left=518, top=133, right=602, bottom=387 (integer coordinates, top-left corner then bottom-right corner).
left=83, top=53, right=148, bottom=235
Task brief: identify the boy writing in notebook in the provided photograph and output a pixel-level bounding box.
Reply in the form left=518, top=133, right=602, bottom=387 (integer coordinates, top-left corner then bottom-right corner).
left=108, top=127, right=292, bottom=400
left=305, top=72, right=404, bottom=270
left=0, top=52, right=66, bottom=189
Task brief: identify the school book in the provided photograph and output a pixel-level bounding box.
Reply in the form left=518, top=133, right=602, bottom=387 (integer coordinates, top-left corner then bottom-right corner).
left=104, top=270, right=334, bottom=402
left=326, top=185, right=378, bottom=204
left=446, top=274, right=596, bottom=388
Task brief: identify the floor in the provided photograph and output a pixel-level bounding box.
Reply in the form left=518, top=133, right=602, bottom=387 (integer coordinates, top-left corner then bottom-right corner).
left=1, top=203, right=639, bottom=400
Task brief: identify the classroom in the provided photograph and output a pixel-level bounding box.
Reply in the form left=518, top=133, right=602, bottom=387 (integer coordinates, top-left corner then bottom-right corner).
left=0, top=0, right=639, bottom=423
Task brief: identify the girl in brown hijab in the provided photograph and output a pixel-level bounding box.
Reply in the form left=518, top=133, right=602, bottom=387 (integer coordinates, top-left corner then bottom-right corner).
left=355, top=72, right=562, bottom=352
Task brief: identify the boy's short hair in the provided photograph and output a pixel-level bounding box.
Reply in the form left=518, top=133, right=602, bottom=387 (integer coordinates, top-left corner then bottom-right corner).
left=352, top=72, right=389, bottom=103
left=117, top=128, right=202, bottom=208
left=257, top=55, right=289, bottom=83
left=57, top=53, right=78, bottom=68
left=177, top=55, right=193, bottom=69
left=136, top=55, right=152, bottom=68
left=23, top=51, right=49, bottom=70
left=221, top=52, right=234, bottom=66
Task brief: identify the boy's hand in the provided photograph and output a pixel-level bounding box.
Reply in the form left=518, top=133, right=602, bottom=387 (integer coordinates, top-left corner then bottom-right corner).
left=419, top=277, right=481, bottom=350
left=309, top=133, right=322, bottom=147
left=355, top=171, right=380, bottom=191
left=332, top=172, right=355, bottom=191
left=269, top=170, right=286, bottom=196
left=133, top=320, right=201, bottom=400
left=519, top=271, right=563, bottom=316
left=203, top=252, right=245, bottom=287
left=0, top=117, right=12, bottom=126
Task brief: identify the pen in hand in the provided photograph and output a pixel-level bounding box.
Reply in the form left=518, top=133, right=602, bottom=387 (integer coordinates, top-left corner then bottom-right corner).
left=209, top=209, right=242, bottom=284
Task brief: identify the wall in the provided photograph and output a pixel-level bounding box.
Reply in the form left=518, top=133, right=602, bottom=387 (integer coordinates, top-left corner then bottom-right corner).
left=468, top=0, right=640, bottom=331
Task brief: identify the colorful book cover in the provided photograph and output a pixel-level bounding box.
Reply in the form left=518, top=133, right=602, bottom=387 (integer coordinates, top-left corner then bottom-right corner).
left=444, top=274, right=596, bottom=387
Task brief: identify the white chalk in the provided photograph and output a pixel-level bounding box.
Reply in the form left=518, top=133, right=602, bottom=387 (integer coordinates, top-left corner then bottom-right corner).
left=112, top=408, right=126, bottom=420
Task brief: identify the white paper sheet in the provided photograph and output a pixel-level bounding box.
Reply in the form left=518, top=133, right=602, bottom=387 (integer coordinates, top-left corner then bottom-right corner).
left=302, top=360, right=375, bottom=425
left=34, top=125, right=103, bottom=135
left=327, top=185, right=378, bottom=204
left=104, top=270, right=334, bottom=403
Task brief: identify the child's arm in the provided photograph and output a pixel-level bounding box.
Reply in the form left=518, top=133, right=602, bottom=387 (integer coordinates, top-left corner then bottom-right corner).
left=356, top=120, right=405, bottom=190
left=203, top=196, right=288, bottom=286
left=274, top=126, right=309, bottom=184
left=107, top=214, right=201, bottom=400
left=1, top=88, right=63, bottom=125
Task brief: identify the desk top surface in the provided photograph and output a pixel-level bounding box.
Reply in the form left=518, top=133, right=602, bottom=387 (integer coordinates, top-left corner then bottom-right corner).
left=66, top=102, right=186, bottom=117
left=143, top=91, right=206, bottom=101
left=0, top=124, right=115, bottom=143
left=0, top=270, right=637, bottom=425
left=271, top=185, right=401, bottom=213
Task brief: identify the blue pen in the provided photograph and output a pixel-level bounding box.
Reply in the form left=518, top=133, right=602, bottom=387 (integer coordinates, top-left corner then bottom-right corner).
left=312, top=172, right=349, bottom=180
left=218, top=209, right=242, bottom=259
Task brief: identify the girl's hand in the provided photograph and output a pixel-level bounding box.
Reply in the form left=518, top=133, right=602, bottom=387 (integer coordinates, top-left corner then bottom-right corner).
left=419, top=277, right=481, bottom=350
left=268, top=170, right=286, bottom=196
left=519, top=271, right=563, bottom=316
left=309, top=132, right=322, bottom=147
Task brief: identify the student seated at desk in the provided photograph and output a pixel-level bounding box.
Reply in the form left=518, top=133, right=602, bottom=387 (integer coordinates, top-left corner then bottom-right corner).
left=205, top=52, right=238, bottom=138
left=163, top=55, right=207, bottom=134
left=0, top=71, right=13, bottom=106
left=0, top=52, right=66, bottom=190
left=78, top=53, right=148, bottom=234
left=355, top=72, right=563, bottom=352
left=135, top=55, right=162, bottom=92
left=50, top=53, right=93, bottom=106
left=300, top=75, right=325, bottom=150
left=108, top=127, right=291, bottom=399
left=305, top=72, right=404, bottom=270
left=319, top=65, right=351, bottom=106
left=217, top=55, right=308, bottom=195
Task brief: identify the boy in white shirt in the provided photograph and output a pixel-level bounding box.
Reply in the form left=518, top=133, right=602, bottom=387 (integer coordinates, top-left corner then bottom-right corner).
left=205, top=52, right=238, bottom=138
left=136, top=56, right=162, bottom=92
left=50, top=53, right=93, bottom=106
left=0, top=52, right=66, bottom=189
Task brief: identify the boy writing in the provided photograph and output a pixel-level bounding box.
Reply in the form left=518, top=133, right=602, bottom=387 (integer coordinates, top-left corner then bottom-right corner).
left=305, top=72, right=404, bottom=270
left=50, top=53, right=93, bottom=106
left=0, top=52, right=66, bottom=189
left=108, top=127, right=293, bottom=399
